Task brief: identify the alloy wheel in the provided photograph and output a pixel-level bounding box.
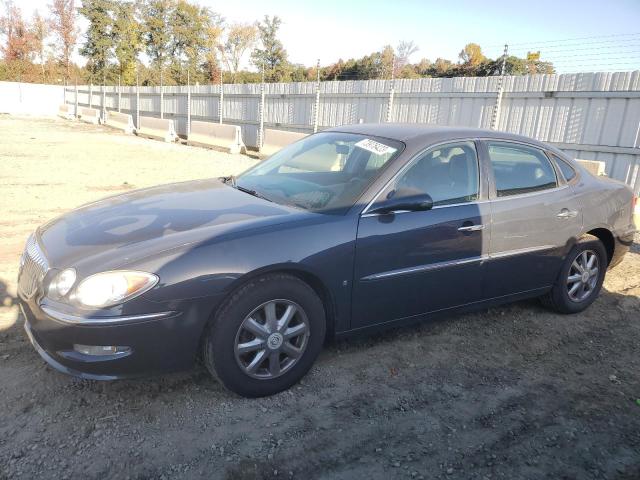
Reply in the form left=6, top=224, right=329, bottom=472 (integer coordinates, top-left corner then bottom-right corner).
left=566, top=250, right=600, bottom=302
left=234, top=299, right=310, bottom=379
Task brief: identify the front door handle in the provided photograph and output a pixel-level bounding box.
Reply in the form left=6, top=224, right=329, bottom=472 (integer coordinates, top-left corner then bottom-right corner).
left=458, top=224, right=485, bottom=232
left=557, top=209, right=578, bottom=219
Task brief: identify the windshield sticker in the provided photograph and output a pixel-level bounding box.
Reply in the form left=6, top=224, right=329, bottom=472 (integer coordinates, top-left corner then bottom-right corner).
left=355, top=139, right=397, bottom=156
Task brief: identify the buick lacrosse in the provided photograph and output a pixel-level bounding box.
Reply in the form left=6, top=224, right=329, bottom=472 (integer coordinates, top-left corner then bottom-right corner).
left=18, top=124, right=636, bottom=397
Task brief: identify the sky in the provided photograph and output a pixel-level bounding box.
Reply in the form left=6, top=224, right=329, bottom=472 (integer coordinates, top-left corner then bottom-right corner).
left=17, top=0, right=640, bottom=73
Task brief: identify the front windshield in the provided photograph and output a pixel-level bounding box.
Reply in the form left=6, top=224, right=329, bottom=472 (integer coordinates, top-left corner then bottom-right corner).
left=237, top=132, right=404, bottom=213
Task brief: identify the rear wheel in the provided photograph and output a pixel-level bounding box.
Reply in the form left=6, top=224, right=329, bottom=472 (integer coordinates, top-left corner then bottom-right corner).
left=541, top=235, right=607, bottom=314
left=203, top=274, right=326, bottom=397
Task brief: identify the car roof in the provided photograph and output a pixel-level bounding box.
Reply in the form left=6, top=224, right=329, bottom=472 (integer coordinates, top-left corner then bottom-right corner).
left=325, top=123, right=552, bottom=150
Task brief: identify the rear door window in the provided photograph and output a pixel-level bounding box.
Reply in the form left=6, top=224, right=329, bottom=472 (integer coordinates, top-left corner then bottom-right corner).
left=487, top=142, right=558, bottom=197
left=551, top=154, right=577, bottom=182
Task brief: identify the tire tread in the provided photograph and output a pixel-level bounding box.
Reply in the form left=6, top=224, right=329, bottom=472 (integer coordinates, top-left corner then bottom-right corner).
left=202, top=273, right=324, bottom=397
left=540, top=234, right=606, bottom=314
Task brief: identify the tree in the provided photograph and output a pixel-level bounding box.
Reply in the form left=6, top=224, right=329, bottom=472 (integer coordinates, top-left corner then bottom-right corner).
left=0, top=2, right=34, bottom=62
left=251, top=15, right=289, bottom=82
left=379, top=44, right=395, bottom=79
left=49, top=0, right=77, bottom=82
left=221, top=22, right=257, bottom=82
left=433, top=57, right=454, bottom=75
left=79, top=0, right=114, bottom=83
left=459, top=43, right=486, bottom=67
left=30, top=10, right=49, bottom=82
left=414, top=57, right=432, bottom=76
left=141, top=0, right=174, bottom=84
left=170, top=0, right=210, bottom=83
left=0, top=1, right=36, bottom=82
left=325, top=59, right=344, bottom=81
left=112, top=0, right=141, bottom=85
left=395, top=40, right=418, bottom=75
left=202, top=10, right=224, bottom=83
left=525, top=51, right=554, bottom=74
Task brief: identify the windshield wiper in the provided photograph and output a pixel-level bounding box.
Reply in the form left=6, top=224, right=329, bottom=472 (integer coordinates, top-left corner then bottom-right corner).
left=221, top=175, right=274, bottom=203
left=234, top=184, right=274, bottom=203
left=220, top=175, right=237, bottom=187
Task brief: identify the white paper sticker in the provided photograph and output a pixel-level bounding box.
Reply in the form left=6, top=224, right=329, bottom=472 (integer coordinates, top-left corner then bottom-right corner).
left=355, top=138, right=396, bottom=156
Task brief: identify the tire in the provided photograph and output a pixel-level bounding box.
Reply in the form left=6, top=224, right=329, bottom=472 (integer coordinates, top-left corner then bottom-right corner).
left=203, top=273, right=326, bottom=397
left=540, top=234, right=608, bottom=314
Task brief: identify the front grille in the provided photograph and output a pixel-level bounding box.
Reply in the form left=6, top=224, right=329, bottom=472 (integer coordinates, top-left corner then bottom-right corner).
left=18, top=235, right=49, bottom=299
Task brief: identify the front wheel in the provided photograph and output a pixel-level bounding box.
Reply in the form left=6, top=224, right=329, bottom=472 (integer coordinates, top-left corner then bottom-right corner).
left=203, top=274, right=326, bottom=397
left=541, top=235, right=607, bottom=314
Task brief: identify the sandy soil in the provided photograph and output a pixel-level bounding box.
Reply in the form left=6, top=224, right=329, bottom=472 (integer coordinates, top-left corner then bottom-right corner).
left=0, top=116, right=638, bottom=480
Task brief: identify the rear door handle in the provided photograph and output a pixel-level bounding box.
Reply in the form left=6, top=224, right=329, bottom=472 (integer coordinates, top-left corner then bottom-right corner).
left=557, top=209, right=578, bottom=219
left=458, top=224, right=485, bottom=232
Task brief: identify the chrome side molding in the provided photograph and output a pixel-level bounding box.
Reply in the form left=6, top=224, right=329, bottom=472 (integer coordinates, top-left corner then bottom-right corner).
left=361, top=245, right=557, bottom=281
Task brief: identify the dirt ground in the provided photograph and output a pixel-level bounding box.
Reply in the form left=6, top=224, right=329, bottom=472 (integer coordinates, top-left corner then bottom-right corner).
left=0, top=116, right=639, bottom=480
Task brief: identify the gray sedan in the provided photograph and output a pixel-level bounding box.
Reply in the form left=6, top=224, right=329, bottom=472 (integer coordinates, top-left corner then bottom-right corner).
left=18, top=124, right=636, bottom=397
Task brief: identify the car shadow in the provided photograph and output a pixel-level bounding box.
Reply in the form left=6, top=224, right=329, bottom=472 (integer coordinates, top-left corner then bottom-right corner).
left=0, top=279, right=17, bottom=309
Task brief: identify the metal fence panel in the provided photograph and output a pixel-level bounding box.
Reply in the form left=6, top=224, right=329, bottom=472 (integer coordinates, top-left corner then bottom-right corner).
left=8, top=72, right=639, bottom=193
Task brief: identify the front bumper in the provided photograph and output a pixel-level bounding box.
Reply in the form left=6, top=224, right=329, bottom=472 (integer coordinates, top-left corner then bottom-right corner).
left=19, top=297, right=211, bottom=380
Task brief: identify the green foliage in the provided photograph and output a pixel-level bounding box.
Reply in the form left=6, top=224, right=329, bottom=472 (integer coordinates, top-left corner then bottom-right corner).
left=169, top=0, right=210, bottom=84
left=2, top=2, right=558, bottom=85
left=78, top=0, right=114, bottom=83
left=251, top=15, right=289, bottom=82
left=112, top=1, right=141, bottom=85
left=141, top=0, right=173, bottom=77
left=323, top=43, right=555, bottom=82
left=329, top=45, right=394, bottom=81
left=222, top=23, right=257, bottom=82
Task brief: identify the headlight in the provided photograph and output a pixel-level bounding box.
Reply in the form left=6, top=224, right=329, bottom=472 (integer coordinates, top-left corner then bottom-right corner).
left=48, top=268, right=77, bottom=299
left=71, top=271, right=158, bottom=308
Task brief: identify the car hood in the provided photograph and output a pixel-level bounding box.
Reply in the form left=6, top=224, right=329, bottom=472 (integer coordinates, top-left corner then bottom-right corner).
left=38, top=178, right=300, bottom=270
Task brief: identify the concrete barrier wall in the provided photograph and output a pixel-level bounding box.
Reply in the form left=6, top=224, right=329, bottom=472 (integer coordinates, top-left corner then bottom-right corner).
left=136, top=116, right=177, bottom=142
left=58, top=104, right=74, bottom=120
left=188, top=121, right=245, bottom=154
left=0, top=81, right=65, bottom=116
left=260, top=129, right=308, bottom=157
left=105, top=110, right=134, bottom=134
left=577, top=159, right=607, bottom=176
left=78, top=107, right=101, bottom=124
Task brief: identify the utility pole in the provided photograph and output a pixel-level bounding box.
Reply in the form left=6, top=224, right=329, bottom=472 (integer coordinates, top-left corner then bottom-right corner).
left=490, top=43, right=509, bottom=130
left=117, top=75, right=121, bottom=113
left=101, top=72, right=106, bottom=123
left=386, top=55, right=396, bottom=123
left=136, top=69, right=140, bottom=130
left=313, top=58, right=321, bottom=133
left=219, top=68, right=224, bottom=124
left=187, top=70, right=191, bottom=137
left=74, top=78, right=78, bottom=117
left=258, top=62, right=265, bottom=150
left=160, top=66, right=164, bottom=119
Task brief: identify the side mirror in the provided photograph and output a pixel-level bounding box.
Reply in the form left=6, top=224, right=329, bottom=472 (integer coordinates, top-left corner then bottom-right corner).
left=367, top=193, right=433, bottom=215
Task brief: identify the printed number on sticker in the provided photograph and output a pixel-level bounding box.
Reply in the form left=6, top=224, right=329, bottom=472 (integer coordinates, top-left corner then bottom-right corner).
left=355, top=139, right=397, bottom=156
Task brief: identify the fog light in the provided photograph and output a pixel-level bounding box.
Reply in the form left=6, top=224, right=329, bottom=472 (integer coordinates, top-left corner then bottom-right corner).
left=73, top=344, right=131, bottom=356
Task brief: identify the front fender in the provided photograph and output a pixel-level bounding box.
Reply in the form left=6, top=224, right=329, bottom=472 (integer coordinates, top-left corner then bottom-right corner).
left=131, top=214, right=358, bottom=333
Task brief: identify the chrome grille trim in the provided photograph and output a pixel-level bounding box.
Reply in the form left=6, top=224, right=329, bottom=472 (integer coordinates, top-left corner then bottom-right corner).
left=18, top=235, right=49, bottom=299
